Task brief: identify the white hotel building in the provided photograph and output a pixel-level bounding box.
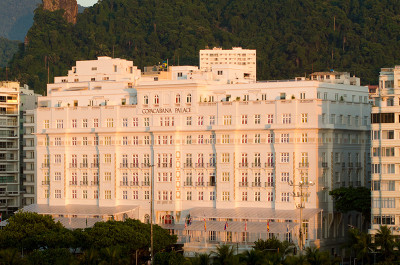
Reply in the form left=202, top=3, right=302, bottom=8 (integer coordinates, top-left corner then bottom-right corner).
left=32, top=55, right=370, bottom=252
left=370, top=66, right=400, bottom=235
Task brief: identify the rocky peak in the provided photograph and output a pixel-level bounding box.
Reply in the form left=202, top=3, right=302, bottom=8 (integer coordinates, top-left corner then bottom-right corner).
left=42, top=0, right=78, bottom=24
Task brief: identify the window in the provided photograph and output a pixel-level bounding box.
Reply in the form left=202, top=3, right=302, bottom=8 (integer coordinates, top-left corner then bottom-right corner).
left=55, top=154, right=61, bottom=164
left=267, top=133, right=274, bottom=143
left=176, top=94, right=181, bottom=104
left=302, top=133, right=308, bottom=143
left=371, top=113, right=394, bottom=124
left=145, top=191, right=150, bottom=200
left=281, top=192, right=290, bottom=202
left=83, top=119, right=88, bottom=128
left=262, top=93, right=267, bottom=100
left=83, top=190, right=87, bottom=199
left=198, top=191, right=204, bottom=201
left=241, top=115, right=248, bottom=125
left=144, top=95, right=149, bottom=105
left=106, top=118, right=114, bottom=127
left=55, top=137, right=61, bottom=146
left=209, top=115, right=216, bottom=125
left=198, top=116, right=204, bottom=125
left=222, top=153, right=230, bottom=163
left=56, top=120, right=63, bottom=129
left=222, top=134, right=230, bottom=144
left=44, top=120, right=49, bottom=129
left=266, top=114, right=274, bottom=124
left=280, top=133, right=289, bottom=143
left=210, top=191, right=215, bottom=201
left=94, top=118, right=99, bottom=127
left=280, top=153, right=289, bottom=163
left=132, top=117, right=138, bottom=127
left=154, top=95, right=159, bottom=105
left=54, top=172, right=61, bottom=181
left=222, top=191, right=230, bottom=201
left=82, top=137, right=88, bottom=146
left=254, top=134, right=261, bottom=144
left=72, top=190, right=77, bottom=199
left=254, top=192, right=261, bottom=201
left=72, top=137, right=77, bottom=146
left=187, top=94, right=192, bottom=103
left=105, top=190, right=111, bottom=199
left=281, top=172, right=290, bottom=182
left=222, top=172, right=230, bottom=182
left=133, top=190, right=138, bottom=200
left=301, top=113, right=308, bottom=123
left=144, top=136, right=150, bottom=145
left=186, top=116, right=192, bottom=126
left=282, top=114, right=291, bottom=124
left=300, top=92, right=306, bottom=99
left=254, top=114, right=261, bottom=124
left=123, top=136, right=128, bottom=145
left=55, top=190, right=62, bottom=199
left=144, top=117, right=150, bottom=127
left=104, top=154, right=111, bottom=163
left=186, top=191, right=192, bottom=200
left=104, top=136, right=111, bottom=145
left=123, top=118, right=128, bottom=127
left=223, top=115, right=232, bottom=125
left=267, top=192, right=274, bottom=201
left=241, top=134, right=248, bottom=144
left=72, top=119, right=77, bottom=128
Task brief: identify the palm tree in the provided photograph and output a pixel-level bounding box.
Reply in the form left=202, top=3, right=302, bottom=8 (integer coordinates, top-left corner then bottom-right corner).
left=239, top=249, right=265, bottom=265
left=79, top=248, right=99, bottom=265
left=212, top=244, right=238, bottom=265
left=375, top=225, right=395, bottom=263
left=99, top=246, right=124, bottom=265
left=305, top=247, right=330, bottom=265
left=190, top=253, right=211, bottom=265
left=347, top=228, right=372, bottom=264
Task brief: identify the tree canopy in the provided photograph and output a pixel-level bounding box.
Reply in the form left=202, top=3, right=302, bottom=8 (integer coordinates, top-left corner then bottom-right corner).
left=329, top=186, right=371, bottom=218
left=2, top=0, right=400, bottom=94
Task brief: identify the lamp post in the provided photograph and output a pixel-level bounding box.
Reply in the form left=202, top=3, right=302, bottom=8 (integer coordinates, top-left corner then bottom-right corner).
left=289, top=179, right=315, bottom=253
left=150, top=164, right=154, bottom=264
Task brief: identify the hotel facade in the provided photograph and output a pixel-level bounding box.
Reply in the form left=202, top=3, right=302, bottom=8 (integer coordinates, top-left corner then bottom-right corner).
left=370, top=66, right=400, bottom=236
left=32, top=55, right=370, bottom=252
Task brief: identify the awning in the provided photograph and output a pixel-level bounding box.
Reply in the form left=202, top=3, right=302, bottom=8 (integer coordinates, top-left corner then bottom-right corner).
left=189, top=207, right=321, bottom=221
left=184, top=220, right=297, bottom=233
left=21, top=204, right=139, bottom=216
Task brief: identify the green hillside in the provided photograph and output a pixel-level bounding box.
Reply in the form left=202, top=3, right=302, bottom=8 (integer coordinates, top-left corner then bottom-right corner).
left=4, top=0, right=400, bottom=94
left=0, top=37, right=19, bottom=67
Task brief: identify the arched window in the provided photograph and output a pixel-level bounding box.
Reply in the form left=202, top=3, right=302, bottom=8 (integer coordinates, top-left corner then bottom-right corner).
left=144, top=214, right=150, bottom=224
left=154, top=95, right=159, bottom=104
left=187, top=94, right=192, bottom=103
left=176, top=94, right=181, bottom=104
left=144, top=95, right=149, bottom=105
left=162, top=215, right=174, bottom=224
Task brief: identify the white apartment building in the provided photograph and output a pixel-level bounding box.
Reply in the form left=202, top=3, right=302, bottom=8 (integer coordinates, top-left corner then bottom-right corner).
left=370, top=66, right=400, bottom=235
left=0, top=82, right=20, bottom=217
left=32, top=57, right=370, bottom=252
left=200, top=47, right=256, bottom=81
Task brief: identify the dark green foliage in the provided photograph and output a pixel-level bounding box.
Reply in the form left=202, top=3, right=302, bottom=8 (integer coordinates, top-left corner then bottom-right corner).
left=2, top=0, right=400, bottom=94
left=0, top=37, right=19, bottom=67
left=329, top=187, right=371, bottom=218
left=154, top=250, right=187, bottom=265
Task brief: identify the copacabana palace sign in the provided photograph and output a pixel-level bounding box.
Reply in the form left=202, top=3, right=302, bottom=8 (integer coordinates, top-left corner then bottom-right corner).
left=141, top=107, right=191, bottom=114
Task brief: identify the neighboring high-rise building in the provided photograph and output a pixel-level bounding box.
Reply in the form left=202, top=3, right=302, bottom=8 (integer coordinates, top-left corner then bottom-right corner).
left=199, top=47, right=256, bottom=81
left=0, top=82, right=20, bottom=217
left=20, top=86, right=40, bottom=207
left=370, top=66, right=400, bottom=236
left=30, top=57, right=370, bottom=253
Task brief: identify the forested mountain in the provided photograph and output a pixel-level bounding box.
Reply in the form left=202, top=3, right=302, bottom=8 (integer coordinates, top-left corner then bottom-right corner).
left=0, top=38, right=19, bottom=67
left=3, top=0, right=400, bottom=94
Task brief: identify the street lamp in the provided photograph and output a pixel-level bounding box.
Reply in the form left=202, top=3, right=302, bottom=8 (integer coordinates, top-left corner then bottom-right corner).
left=289, top=179, right=315, bottom=253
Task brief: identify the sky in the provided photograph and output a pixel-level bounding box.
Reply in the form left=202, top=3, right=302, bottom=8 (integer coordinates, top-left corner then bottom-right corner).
left=77, top=0, right=98, bottom=7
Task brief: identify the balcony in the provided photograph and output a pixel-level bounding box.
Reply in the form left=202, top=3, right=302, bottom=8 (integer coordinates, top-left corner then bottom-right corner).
left=265, top=162, right=274, bottom=168
left=69, top=163, right=78, bottom=168
left=299, top=162, right=309, bottom=168
left=120, top=163, right=129, bottom=169
left=80, top=163, right=89, bottom=168
left=69, top=181, right=78, bottom=186
left=91, top=163, right=99, bottom=168
left=183, top=163, right=193, bottom=168
left=207, top=182, right=216, bottom=186
left=157, top=163, right=172, bottom=168
left=80, top=181, right=88, bottom=186
left=195, top=182, right=205, bottom=187
left=142, top=181, right=150, bottom=186
left=252, top=182, right=262, bottom=187
left=91, top=181, right=99, bottom=186
left=120, top=181, right=129, bottom=186
left=239, top=163, right=248, bottom=168
left=265, top=182, right=274, bottom=187
left=322, top=162, right=328, bottom=168
left=42, top=180, right=50, bottom=185
left=184, top=181, right=193, bottom=186
left=130, top=163, right=139, bottom=168
left=195, top=163, right=205, bottom=168
left=141, top=163, right=151, bottom=168
left=252, top=162, right=262, bottom=168
left=130, top=181, right=139, bottom=186
left=206, top=163, right=216, bottom=168
left=41, top=163, right=50, bottom=168
left=239, top=182, right=248, bottom=187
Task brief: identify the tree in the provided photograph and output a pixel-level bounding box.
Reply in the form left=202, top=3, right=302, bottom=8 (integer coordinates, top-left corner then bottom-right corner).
left=212, top=244, right=239, bottom=265
left=305, top=247, right=331, bottom=265
left=190, top=253, right=211, bottom=265
left=347, top=228, right=372, bottom=264
left=239, top=249, right=266, bottom=265
left=375, top=225, right=395, bottom=263
left=329, top=187, right=370, bottom=219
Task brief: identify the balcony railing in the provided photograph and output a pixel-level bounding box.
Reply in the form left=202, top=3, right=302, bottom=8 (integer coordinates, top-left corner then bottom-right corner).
left=207, top=182, right=216, bottom=186
left=196, top=182, right=205, bottom=186
left=42, top=181, right=50, bottom=185
left=265, top=182, right=274, bottom=187
left=252, top=182, right=262, bottom=187
left=69, top=181, right=78, bottom=185
left=80, top=163, right=89, bottom=168
left=141, top=163, right=151, bottom=168
left=91, top=163, right=99, bottom=168
left=120, top=181, right=129, bottom=186
left=157, top=163, right=172, bottom=168
left=120, top=163, right=129, bottom=168
left=207, top=163, right=216, bottom=167
left=140, top=181, right=149, bottom=186
left=322, top=162, right=328, bottom=168
left=239, top=182, right=248, bottom=187
left=91, top=181, right=99, bottom=185
left=130, top=181, right=139, bottom=186
left=41, top=163, right=50, bottom=168
left=252, top=162, right=262, bottom=168
left=195, top=163, right=205, bottom=168
left=265, top=162, right=274, bottom=168
left=239, top=163, right=248, bottom=168
left=184, top=163, right=193, bottom=168
left=80, top=181, right=88, bottom=185
left=184, top=181, right=193, bottom=186
left=69, top=163, right=78, bottom=168
left=299, top=162, right=309, bottom=168
left=130, top=163, right=139, bottom=168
